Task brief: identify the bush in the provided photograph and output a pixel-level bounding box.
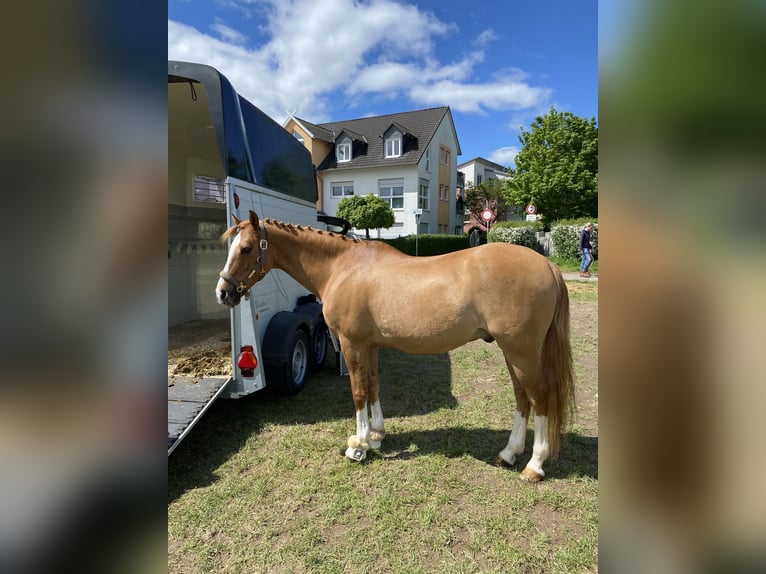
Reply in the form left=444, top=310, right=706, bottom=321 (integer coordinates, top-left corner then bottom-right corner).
left=487, top=220, right=544, bottom=250
left=380, top=234, right=470, bottom=256
left=550, top=218, right=598, bottom=260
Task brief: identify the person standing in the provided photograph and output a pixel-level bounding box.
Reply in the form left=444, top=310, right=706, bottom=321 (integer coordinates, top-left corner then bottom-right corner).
left=579, top=223, right=595, bottom=277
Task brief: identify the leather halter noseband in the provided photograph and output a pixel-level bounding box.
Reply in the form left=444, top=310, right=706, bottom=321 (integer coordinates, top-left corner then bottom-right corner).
left=219, top=223, right=268, bottom=298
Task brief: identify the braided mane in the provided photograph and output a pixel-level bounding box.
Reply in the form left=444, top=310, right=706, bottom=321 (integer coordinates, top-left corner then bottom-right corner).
left=263, top=217, right=361, bottom=242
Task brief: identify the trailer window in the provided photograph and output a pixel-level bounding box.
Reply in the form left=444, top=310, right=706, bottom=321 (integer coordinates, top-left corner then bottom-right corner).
left=194, top=175, right=225, bottom=204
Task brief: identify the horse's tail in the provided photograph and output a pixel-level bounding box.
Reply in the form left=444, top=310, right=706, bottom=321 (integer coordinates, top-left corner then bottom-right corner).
left=542, top=260, right=576, bottom=458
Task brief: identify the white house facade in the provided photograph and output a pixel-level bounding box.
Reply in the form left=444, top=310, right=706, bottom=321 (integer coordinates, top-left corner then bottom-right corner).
left=284, top=107, right=463, bottom=238
left=457, top=156, right=512, bottom=187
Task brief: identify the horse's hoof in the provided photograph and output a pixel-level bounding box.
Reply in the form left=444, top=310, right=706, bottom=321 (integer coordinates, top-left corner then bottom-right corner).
left=496, top=449, right=517, bottom=467
left=519, top=467, right=544, bottom=482
left=369, top=429, right=386, bottom=449
left=495, top=455, right=514, bottom=468
left=345, top=446, right=367, bottom=462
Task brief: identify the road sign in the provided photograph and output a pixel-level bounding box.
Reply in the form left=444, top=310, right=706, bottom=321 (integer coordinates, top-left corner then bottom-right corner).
left=526, top=203, right=537, bottom=215
left=481, top=209, right=493, bottom=222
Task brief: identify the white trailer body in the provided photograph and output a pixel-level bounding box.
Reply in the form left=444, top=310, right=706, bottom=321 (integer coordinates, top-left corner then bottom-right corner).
left=168, top=61, right=332, bottom=455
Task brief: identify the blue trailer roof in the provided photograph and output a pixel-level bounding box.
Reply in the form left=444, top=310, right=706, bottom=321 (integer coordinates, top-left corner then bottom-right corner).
left=169, top=61, right=317, bottom=203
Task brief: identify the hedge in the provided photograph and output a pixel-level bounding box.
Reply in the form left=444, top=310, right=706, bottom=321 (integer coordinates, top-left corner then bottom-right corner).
left=379, top=234, right=470, bottom=256
left=549, top=218, right=598, bottom=260
left=486, top=218, right=598, bottom=260
left=487, top=220, right=544, bottom=250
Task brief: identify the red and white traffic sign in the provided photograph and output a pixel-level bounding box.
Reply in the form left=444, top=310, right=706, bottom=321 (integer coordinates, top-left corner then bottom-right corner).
left=526, top=203, right=537, bottom=215
left=481, top=209, right=493, bottom=222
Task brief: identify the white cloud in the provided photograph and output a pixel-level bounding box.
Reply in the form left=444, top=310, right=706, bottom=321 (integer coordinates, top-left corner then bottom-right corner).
left=168, top=0, right=552, bottom=122
left=410, top=78, right=552, bottom=114
left=475, top=28, right=497, bottom=47
left=488, top=146, right=520, bottom=168
left=210, top=19, right=248, bottom=45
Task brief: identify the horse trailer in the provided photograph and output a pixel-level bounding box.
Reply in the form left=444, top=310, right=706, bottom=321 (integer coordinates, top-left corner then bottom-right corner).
left=168, top=61, right=341, bottom=455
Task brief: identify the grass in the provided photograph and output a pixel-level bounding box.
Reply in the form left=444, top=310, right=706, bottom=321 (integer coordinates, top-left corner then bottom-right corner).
left=168, top=281, right=598, bottom=574
left=548, top=255, right=598, bottom=274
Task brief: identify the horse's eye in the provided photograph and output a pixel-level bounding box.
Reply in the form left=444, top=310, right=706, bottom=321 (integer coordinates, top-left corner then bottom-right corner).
left=241, top=246, right=252, bottom=254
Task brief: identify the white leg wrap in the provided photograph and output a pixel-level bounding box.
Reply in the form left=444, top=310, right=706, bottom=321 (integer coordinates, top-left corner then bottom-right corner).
left=369, top=400, right=386, bottom=448
left=525, top=415, right=550, bottom=476
left=498, top=410, right=528, bottom=465
left=345, top=406, right=370, bottom=461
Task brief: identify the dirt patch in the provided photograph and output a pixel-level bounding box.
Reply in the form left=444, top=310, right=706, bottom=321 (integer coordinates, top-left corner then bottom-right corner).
left=168, top=320, right=232, bottom=379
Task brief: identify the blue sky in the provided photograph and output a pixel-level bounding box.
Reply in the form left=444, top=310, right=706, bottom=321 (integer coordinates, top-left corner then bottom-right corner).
left=168, top=0, right=597, bottom=168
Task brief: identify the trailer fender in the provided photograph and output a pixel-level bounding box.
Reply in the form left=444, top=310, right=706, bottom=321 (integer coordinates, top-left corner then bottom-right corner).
left=262, top=311, right=311, bottom=364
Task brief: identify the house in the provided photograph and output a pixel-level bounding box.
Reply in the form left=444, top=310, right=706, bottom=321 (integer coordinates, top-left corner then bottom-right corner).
left=457, top=156, right=518, bottom=233
left=457, top=156, right=511, bottom=187
left=284, top=106, right=463, bottom=238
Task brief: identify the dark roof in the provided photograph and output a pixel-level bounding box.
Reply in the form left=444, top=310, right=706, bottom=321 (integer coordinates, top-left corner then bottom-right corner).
left=304, top=106, right=453, bottom=172
left=457, top=156, right=511, bottom=173
left=293, top=117, right=336, bottom=143
left=337, top=127, right=367, bottom=143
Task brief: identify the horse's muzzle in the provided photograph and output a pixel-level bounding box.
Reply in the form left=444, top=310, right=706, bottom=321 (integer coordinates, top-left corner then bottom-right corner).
left=215, top=279, right=242, bottom=308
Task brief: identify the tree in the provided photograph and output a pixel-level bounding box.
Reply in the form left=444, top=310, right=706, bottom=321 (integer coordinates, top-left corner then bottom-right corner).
left=505, top=107, right=598, bottom=223
left=464, top=179, right=510, bottom=230
left=336, top=194, right=395, bottom=239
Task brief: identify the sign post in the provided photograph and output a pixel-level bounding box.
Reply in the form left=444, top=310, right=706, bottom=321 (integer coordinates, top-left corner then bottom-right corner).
left=413, top=208, right=423, bottom=256
left=481, top=208, right=493, bottom=234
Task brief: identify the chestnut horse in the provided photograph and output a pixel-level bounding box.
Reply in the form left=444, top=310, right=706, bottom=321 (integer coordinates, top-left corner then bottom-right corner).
left=216, top=210, right=575, bottom=481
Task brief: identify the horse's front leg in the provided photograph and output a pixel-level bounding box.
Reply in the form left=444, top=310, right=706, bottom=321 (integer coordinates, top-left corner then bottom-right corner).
left=367, top=348, right=386, bottom=449
left=341, top=338, right=372, bottom=462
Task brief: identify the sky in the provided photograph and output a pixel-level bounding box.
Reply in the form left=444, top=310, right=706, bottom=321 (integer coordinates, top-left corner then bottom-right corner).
left=168, top=0, right=597, bottom=169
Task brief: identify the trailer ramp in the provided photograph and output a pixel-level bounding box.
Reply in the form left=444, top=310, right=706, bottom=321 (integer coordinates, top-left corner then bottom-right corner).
left=168, top=375, right=232, bottom=455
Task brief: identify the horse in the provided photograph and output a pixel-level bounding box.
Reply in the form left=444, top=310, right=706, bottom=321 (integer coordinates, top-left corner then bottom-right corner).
left=216, top=210, right=575, bottom=482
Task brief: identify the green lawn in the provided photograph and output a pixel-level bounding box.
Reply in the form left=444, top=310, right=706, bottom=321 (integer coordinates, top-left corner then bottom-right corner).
left=169, top=281, right=599, bottom=574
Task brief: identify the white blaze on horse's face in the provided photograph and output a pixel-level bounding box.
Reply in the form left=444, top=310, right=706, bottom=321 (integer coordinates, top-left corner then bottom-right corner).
left=215, top=233, right=241, bottom=306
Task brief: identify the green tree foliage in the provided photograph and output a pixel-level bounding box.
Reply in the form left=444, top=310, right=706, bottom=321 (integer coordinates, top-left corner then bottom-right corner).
left=464, top=179, right=510, bottom=229
left=505, top=107, right=598, bottom=222
left=336, top=194, right=395, bottom=239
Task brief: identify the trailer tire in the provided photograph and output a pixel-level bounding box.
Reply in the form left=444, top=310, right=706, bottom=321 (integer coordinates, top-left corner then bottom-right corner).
left=284, top=329, right=309, bottom=395
left=310, top=320, right=329, bottom=371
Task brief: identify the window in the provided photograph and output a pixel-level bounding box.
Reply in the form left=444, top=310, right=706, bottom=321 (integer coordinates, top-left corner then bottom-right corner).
left=425, top=148, right=431, bottom=171
left=440, top=146, right=451, bottom=166
left=194, top=175, right=225, bottom=204
left=385, top=135, right=402, bottom=158
left=418, top=179, right=429, bottom=211
left=331, top=182, right=355, bottom=197
left=439, top=184, right=449, bottom=201
left=292, top=129, right=304, bottom=144
left=336, top=141, right=351, bottom=162
left=378, top=178, right=404, bottom=210
left=476, top=174, right=483, bottom=185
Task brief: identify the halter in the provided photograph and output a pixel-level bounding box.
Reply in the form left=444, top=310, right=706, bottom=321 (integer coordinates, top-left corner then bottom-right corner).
left=219, top=223, right=269, bottom=298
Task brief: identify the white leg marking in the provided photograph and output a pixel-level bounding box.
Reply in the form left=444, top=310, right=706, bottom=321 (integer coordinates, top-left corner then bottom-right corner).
left=498, top=410, right=527, bottom=465
left=525, top=415, right=550, bottom=476
left=369, top=400, right=385, bottom=448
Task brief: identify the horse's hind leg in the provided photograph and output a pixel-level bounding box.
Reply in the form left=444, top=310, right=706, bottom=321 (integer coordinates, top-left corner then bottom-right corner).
left=367, top=348, right=386, bottom=449
left=498, top=350, right=551, bottom=482
left=497, top=353, right=532, bottom=466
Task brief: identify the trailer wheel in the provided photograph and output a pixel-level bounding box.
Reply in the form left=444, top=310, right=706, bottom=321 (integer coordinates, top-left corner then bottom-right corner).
left=284, top=329, right=309, bottom=394
left=311, top=321, right=328, bottom=371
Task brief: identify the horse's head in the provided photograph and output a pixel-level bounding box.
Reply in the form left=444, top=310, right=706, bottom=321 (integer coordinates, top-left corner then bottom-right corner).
left=215, top=210, right=269, bottom=307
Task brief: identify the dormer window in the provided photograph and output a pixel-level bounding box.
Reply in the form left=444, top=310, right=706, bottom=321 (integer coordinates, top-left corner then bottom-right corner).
left=385, top=135, right=402, bottom=158
left=336, top=141, right=351, bottom=162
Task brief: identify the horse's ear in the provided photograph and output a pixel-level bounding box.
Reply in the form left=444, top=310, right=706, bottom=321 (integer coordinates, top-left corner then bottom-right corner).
left=231, top=213, right=242, bottom=225
left=248, top=210, right=259, bottom=227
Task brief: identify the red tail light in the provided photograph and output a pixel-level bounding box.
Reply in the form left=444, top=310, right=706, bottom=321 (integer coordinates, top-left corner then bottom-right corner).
left=237, top=345, right=257, bottom=377
left=233, top=192, right=240, bottom=208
